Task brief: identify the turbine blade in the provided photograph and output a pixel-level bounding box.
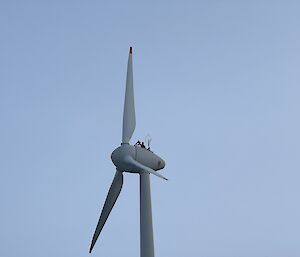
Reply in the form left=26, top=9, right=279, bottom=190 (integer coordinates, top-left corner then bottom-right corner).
left=124, top=156, right=168, bottom=180
left=140, top=172, right=155, bottom=257
left=122, top=47, right=136, bottom=144
left=89, top=171, right=123, bottom=253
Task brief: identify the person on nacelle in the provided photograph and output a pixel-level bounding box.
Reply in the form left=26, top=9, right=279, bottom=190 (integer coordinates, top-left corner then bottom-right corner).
left=135, top=140, right=151, bottom=151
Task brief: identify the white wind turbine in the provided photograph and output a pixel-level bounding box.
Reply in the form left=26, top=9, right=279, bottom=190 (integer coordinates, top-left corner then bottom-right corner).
left=89, top=47, right=167, bottom=257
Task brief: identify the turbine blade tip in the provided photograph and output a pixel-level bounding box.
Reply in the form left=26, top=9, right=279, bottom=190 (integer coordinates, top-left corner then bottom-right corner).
left=129, top=47, right=132, bottom=54
left=89, top=243, right=94, bottom=253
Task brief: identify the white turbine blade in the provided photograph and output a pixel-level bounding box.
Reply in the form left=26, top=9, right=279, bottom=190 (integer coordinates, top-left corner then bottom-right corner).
left=89, top=171, right=123, bottom=253
left=122, top=47, right=136, bottom=144
left=140, top=172, right=154, bottom=257
left=124, top=156, right=168, bottom=180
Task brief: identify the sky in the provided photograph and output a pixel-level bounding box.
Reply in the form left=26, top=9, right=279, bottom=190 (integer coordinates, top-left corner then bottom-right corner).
left=1, top=1, right=300, bottom=257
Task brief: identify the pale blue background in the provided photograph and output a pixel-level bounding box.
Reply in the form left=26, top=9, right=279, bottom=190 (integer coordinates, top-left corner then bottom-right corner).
left=1, top=1, right=300, bottom=257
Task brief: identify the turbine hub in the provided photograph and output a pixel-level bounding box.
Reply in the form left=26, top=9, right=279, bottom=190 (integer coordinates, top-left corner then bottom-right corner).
left=111, top=144, right=136, bottom=172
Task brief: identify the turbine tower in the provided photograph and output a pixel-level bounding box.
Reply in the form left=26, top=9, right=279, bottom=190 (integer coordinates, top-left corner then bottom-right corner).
left=89, top=47, right=167, bottom=257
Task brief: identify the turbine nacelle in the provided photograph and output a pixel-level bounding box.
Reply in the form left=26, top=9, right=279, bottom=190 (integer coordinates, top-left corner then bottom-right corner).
left=111, top=144, right=165, bottom=173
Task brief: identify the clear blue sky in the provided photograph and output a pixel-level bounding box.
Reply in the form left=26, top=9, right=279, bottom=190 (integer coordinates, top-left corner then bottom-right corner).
left=1, top=1, right=300, bottom=257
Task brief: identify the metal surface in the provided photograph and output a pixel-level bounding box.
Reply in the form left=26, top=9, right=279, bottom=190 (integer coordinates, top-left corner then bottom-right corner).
left=89, top=171, right=123, bottom=253
left=125, top=155, right=167, bottom=180
left=122, top=48, right=136, bottom=144
left=140, top=172, right=154, bottom=257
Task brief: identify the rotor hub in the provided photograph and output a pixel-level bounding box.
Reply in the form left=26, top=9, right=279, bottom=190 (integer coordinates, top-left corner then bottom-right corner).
left=111, top=144, right=136, bottom=172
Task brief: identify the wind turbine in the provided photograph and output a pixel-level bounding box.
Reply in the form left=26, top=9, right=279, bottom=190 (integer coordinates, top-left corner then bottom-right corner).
left=89, top=47, right=167, bottom=257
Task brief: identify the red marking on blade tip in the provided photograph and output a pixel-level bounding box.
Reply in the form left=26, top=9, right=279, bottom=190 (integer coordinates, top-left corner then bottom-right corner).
left=130, top=47, right=132, bottom=54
